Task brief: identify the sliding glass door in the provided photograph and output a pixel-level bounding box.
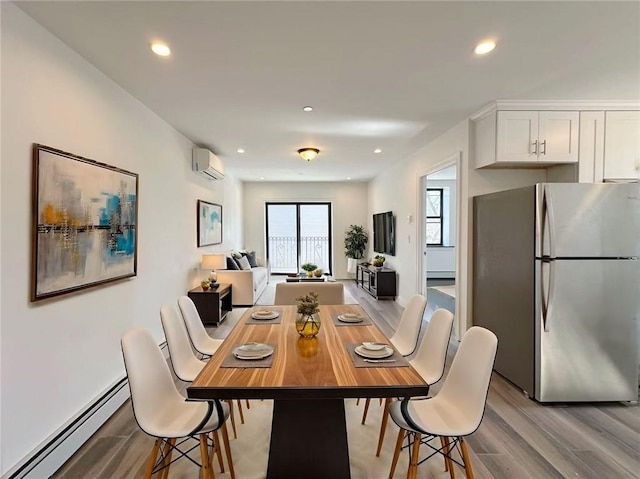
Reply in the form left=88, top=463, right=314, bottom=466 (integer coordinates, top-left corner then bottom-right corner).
left=266, top=203, right=332, bottom=275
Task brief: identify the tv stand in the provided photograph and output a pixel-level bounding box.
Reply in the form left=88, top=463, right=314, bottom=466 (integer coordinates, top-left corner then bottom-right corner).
left=356, top=264, right=397, bottom=300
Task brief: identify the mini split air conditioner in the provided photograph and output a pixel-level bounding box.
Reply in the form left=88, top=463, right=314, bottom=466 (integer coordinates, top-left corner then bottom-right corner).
left=192, top=148, right=225, bottom=180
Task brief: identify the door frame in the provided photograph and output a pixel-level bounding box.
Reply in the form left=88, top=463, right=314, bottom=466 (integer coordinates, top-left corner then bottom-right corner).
left=415, top=152, right=462, bottom=336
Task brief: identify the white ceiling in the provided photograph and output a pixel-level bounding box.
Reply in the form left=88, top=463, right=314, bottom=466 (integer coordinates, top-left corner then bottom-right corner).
left=15, top=1, right=640, bottom=182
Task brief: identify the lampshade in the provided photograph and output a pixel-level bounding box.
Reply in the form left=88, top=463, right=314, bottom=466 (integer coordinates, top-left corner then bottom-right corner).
left=201, top=254, right=227, bottom=270
left=297, top=148, right=320, bottom=162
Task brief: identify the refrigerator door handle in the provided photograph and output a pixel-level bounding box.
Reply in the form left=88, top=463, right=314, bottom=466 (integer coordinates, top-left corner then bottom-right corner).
left=544, top=185, right=557, bottom=258
left=541, top=259, right=555, bottom=332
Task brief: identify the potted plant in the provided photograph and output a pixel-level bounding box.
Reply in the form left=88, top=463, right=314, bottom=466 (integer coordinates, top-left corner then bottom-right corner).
left=295, top=292, right=321, bottom=337
left=345, top=225, right=368, bottom=274
left=372, top=255, right=385, bottom=268
left=301, top=262, right=318, bottom=278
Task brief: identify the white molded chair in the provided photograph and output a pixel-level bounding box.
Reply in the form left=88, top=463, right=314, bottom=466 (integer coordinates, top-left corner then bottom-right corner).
left=373, top=309, right=454, bottom=456
left=177, top=296, right=224, bottom=357
left=121, top=328, right=233, bottom=479
left=361, top=295, right=428, bottom=426
left=274, top=282, right=345, bottom=305
left=161, top=303, right=244, bottom=442
left=390, top=294, right=428, bottom=356
left=388, top=326, right=498, bottom=479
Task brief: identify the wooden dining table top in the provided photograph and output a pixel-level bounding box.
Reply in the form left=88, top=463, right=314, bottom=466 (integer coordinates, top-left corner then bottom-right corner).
left=187, top=304, right=429, bottom=401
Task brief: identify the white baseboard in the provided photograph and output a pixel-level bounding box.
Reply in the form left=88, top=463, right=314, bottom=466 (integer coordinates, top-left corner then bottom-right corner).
left=2, top=342, right=168, bottom=479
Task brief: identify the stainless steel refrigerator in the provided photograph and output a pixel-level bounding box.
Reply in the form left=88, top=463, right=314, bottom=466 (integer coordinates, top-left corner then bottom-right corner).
left=473, top=183, right=639, bottom=402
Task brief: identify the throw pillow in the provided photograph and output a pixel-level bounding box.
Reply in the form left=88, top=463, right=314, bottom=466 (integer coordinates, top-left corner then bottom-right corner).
left=243, top=251, right=258, bottom=268
left=232, top=251, right=243, bottom=260
left=236, top=255, right=251, bottom=270
left=226, top=256, right=240, bottom=270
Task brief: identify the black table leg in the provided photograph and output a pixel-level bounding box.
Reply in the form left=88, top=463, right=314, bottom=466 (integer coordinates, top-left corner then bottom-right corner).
left=266, top=398, right=351, bottom=479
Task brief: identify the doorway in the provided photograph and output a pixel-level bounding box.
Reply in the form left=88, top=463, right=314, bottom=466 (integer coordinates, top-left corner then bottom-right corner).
left=265, top=203, right=332, bottom=275
left=418, top=155, right=460, bottom=320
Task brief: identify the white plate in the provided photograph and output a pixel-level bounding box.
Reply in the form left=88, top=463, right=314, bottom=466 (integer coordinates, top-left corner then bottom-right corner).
left=251, top=311, right=279, bottom=320
left=338, top=314, right=364, bottom=323
left=354, top=345, right=393, bottom=359
left=362, top=342, right=387, bottom=351
left=233, top=343, right=274, bottom=360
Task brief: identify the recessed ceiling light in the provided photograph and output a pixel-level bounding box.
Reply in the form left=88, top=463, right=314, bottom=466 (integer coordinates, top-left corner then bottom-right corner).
left=237, top=148, right=245, bottom=154
left=474, top=41, right=496, bottom=55
left=374, top=148, right=382, bottom=154
left=150, top=42, right=171, bottom=57
left=303, top=106, right=313, bottom=112
left=260, top=177, right=265, bottom=180
left=346, top=177, right=351, bottom=180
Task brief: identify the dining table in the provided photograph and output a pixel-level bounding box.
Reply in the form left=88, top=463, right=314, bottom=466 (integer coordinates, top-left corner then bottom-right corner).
left=187, top=304, right=429, bottom=479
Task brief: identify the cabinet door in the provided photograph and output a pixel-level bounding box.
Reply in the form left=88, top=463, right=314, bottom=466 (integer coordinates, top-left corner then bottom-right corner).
left=496, top=111, right=538, bottom=163
left=538, top=111, right=579, bottom=164
left=604, top=111, right=640, bottom=180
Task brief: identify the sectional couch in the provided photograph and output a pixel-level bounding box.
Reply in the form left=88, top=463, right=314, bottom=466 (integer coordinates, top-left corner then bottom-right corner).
left=216, top=256, right=269, bottom=306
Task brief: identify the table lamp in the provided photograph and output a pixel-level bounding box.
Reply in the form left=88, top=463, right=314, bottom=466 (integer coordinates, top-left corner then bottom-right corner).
left=201, top=254, right=226, bottom=288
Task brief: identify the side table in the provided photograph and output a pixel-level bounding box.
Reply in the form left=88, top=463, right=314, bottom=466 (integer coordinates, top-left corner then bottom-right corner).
left=187, top=283, right=233, bottom=326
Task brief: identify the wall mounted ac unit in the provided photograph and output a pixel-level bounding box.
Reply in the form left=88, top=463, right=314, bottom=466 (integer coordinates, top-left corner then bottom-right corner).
left=192, top=148, right=225, bottom=180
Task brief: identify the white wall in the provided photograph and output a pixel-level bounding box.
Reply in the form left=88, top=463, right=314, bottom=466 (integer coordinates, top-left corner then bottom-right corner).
left=0, top=4, right=243, bottom=474
left=368, top=119, right=546, bottom=337
left=242, top=181, right=368, bottom=279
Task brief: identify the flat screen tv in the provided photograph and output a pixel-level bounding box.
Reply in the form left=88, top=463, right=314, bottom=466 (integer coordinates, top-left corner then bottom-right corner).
left=373, top=211, right=395, bottom=256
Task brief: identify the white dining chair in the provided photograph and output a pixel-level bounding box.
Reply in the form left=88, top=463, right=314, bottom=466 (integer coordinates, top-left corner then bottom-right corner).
left=387, top=326, right=498, bottom=479
left=161, top=302, right=243, bottom=442
left=177, top=295, right=224, bottom=357
left=121, top=328, right=233, bottom=479
left=361, top=294, right=428, bottom=425
left=373, top=309, right=454, bottom=456
left=274, top=282, right=345, bottom=305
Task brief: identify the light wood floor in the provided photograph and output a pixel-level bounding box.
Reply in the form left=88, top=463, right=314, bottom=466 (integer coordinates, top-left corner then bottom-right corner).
left=53, top=280, right=640, bottom=478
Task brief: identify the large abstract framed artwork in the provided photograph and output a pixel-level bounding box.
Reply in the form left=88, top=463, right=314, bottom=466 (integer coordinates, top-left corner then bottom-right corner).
left=197, top=200, right=222, bottom=247
left=31, top=144, right=138, bottom=301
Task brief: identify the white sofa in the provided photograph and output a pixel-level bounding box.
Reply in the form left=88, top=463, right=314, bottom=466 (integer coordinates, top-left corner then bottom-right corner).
left=216, top=257, right=269, bottom=306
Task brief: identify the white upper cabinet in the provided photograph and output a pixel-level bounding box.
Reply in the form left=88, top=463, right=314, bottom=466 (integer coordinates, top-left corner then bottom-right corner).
left=603, top=111, right=640, bottom=181
left=475, top=110, right=579, bottom=168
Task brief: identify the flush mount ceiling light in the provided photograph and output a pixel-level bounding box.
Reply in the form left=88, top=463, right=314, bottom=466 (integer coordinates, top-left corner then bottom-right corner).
left=374, top=148, right=382, bottom=154
left=237, top=148, right=245, bottom=153
left=475, top=40, right=496, bottom=55
left=303, top=106, right=313, bottom=112
left=297, top=148, right=320, bottom=161
left=150, top=42, right=171, bottom=56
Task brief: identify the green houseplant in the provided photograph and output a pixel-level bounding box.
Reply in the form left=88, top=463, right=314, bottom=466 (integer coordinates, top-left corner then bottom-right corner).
left=301, top=262, right=318, bottom=278
left=345, top=225, right=368, bottom=273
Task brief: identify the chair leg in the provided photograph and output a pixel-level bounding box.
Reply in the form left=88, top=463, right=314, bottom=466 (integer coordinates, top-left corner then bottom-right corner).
left=379, top=398, right=383, bottom=406
left=212, top=430, right=225, bottom=473
left=459, top=437, right=475, bottom=479
left=356, top=398, right=360, bottom=406
left=361, top=398, right=371, bottom=424
left=440, top=437, right=449, bottom=472
left=246, top=399, right=250, bottom=409
left=144, top=438, right=161, bottom=479
left=225, top=399, right=238, bottom=439
left=443, top=437, right=456, bottom=479
left=408, top=432, right=421, bottom=479
left=375, top=397, right=392, bottom=457
left=388, top=428, right=405, bottom=478
left=199, top=433, right=214, bottom=479
left=236, top=399, right=245, bottom=424
left=159, top=438, right=176, bottom=479
left=221, top=420, right=236, bottom=479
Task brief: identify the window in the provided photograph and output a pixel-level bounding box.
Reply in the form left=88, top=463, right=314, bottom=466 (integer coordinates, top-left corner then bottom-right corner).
left=426, top=188, right=443, bottom=245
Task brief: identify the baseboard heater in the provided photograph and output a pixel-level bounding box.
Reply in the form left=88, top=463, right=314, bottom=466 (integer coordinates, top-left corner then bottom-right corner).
left=3, top=342, right=169, bottom=479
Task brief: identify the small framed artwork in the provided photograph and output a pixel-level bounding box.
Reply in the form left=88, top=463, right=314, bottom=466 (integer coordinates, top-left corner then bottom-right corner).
left=197, top=200, right=222, bottom=247
left=31, top=144, right=138, bottom=301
